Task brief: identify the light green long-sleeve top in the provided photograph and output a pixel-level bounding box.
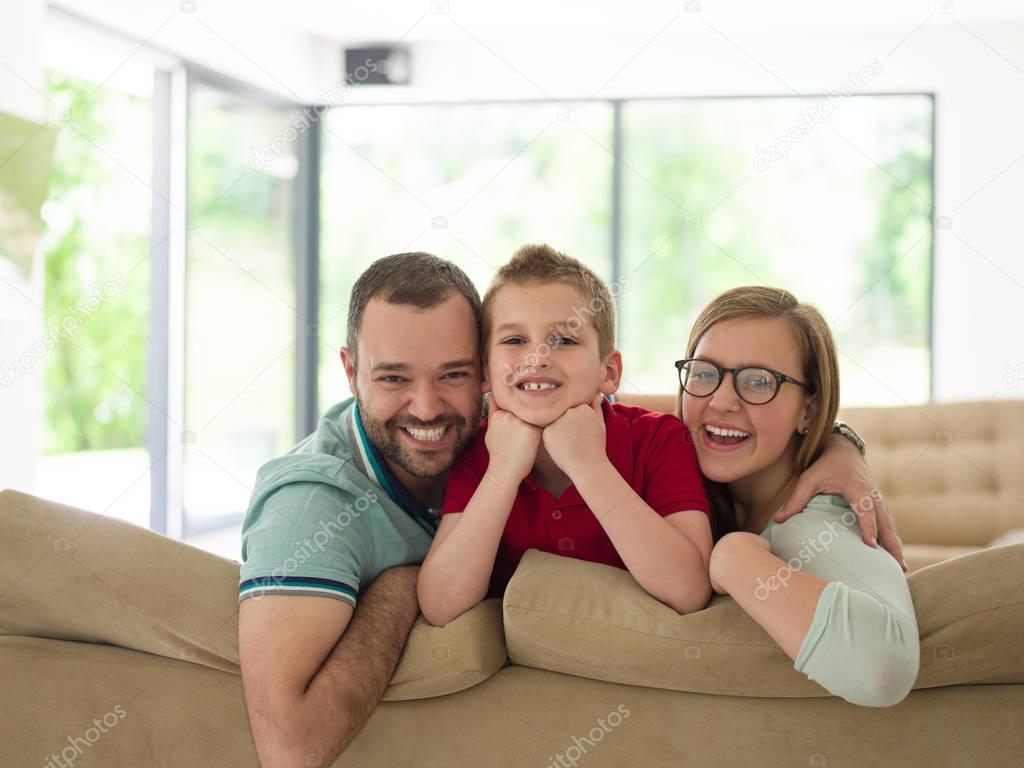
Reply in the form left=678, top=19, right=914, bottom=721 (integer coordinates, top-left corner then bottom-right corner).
left=759, top=494, right=920, bottom=707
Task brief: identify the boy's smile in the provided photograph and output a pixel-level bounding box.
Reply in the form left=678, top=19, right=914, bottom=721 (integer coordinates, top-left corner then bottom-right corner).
left=485, top=282, right=621, bottom=428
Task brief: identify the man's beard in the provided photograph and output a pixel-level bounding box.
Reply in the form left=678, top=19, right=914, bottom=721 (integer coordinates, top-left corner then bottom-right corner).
left=356, top=395, right=482, bottom=479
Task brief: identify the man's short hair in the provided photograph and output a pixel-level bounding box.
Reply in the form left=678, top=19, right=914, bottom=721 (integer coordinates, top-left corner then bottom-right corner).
left=346, top=252, right=482, bottom=365
left=481, top=243, right=616, bottom=360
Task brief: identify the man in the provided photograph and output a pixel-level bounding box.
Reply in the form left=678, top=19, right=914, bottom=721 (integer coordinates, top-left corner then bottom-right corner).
left=238, top=253, right=483, bottom=766
left=238, top=252, right=903, bottom=767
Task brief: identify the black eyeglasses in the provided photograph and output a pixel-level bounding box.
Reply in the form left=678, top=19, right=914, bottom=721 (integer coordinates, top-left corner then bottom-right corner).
left=675, top=358, right=813, bottom=405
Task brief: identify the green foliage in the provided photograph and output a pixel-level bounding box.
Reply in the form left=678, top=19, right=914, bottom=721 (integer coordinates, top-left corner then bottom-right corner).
left=42, top=71, right=150, bottom=454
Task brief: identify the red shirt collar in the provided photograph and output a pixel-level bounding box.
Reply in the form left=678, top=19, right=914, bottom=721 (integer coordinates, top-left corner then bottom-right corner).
left=520, top=397, right=634, bottom=502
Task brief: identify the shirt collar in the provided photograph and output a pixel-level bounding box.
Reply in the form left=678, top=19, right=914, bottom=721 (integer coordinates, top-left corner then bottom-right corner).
left=349, top=402, right=439, bottom=535
left=521, top=398, right=634, bottom=501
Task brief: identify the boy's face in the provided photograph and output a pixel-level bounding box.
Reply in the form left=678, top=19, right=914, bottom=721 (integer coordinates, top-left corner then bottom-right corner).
left=485, top=281, right=622, bottom=428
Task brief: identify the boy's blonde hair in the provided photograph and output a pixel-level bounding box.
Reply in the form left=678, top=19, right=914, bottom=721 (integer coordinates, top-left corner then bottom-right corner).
left=481, top=243, right=616, bottom=362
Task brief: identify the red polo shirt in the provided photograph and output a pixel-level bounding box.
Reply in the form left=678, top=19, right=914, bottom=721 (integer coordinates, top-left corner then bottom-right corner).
left=441, top=399, right=709, bottom=597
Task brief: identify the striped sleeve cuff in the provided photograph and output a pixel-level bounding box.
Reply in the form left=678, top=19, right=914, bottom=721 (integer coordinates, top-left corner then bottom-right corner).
left=238, top=576, right=358, bottom=605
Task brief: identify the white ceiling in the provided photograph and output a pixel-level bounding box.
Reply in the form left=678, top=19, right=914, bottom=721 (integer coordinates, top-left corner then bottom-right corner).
left=55, top=0, right=1024, bottom=48
left=276, top=0, right=1024, bottom=43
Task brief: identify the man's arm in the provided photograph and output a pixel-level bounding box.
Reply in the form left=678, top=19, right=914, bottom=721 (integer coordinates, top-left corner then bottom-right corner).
left=238, top=565, right=419, bottom=768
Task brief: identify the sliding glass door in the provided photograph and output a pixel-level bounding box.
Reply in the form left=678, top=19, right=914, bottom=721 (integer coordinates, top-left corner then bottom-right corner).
left=182, top=78, right=302, bottom=536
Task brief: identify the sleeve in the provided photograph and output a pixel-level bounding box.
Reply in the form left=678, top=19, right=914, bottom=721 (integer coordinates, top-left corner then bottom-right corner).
left=767, top=496, right=920, bottom=707
left=238, top=481, right=374, bottom=606
left=440, top=429, right=491, bottom=515
left=641, top=414, right=710, bottom=517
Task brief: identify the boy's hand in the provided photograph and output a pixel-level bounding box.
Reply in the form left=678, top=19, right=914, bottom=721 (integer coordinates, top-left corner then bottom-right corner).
left=542, top=394, right=608, bottom=479
left=484, top=397, right=542, bottom=486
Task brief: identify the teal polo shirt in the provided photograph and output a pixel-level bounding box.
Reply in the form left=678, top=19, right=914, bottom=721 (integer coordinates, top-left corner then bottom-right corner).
left=238, top=397, right=438, bottom=606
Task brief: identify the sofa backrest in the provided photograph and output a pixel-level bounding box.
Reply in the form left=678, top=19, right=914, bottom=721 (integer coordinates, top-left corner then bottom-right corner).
left=841, top=399, right=1024, bottom=546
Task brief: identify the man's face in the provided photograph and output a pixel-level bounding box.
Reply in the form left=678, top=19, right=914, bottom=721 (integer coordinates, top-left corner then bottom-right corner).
left=341, top=295, right=483, bottom=486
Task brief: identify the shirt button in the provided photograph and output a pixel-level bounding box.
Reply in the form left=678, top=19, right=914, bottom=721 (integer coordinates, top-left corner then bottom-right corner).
left=552, top=509, right=562, bottom=520
left=557, top=537, right=574, bottom=552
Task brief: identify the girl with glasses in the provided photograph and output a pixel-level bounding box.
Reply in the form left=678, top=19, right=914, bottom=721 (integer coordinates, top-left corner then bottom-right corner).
left=678, top=286, right=919, bottom=707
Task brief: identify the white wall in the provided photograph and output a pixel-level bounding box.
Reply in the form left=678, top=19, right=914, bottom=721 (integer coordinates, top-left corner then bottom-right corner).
left=51, top=0, right=335, bottom=101
left=0, top=0, right=47, bottom=493
left=341, top=17, right=1024, bottom=404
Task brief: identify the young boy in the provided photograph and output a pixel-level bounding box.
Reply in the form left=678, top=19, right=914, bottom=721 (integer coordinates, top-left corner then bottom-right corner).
left=417, top=244, right=712, bottom=625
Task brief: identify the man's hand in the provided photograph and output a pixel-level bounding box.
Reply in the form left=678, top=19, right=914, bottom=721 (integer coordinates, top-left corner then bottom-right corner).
left=239, top=565, right=420, bottom=767
left=484, top=397, right=542, bottom=486
left=542, top=394, right=608, bottom=479
left=776, top=434, right=907, bottom=571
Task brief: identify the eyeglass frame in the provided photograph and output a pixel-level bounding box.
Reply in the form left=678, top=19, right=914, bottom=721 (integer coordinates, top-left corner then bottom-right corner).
left=674, top=358, right=814, bottom=405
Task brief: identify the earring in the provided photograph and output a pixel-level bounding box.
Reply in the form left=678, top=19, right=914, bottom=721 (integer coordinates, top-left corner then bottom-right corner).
left=800, top=426, right=809, bottom=435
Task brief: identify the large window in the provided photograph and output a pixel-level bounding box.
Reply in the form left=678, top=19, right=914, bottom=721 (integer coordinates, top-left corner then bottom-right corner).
left=33, top=14, right=934, bottom=552
left=318, top=95, right=932, bottom=409
left=620, top=95, right=933, bottom=402
left=37, top=62, right=154, bottom=529
left=183, top=80, right=302, bottom=535
left=317, top=103, right=614, bottom=413
left=36, top=18, right=311, bottom=556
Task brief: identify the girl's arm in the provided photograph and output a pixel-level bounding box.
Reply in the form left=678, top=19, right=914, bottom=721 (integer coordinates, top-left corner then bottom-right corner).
left=710, top=496, right=919, bottom=707
left=417, top=468, right=521, bottom=626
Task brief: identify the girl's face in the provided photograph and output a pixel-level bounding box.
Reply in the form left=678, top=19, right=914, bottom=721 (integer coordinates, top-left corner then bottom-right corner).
left=681, top=316, right=818, bottom=487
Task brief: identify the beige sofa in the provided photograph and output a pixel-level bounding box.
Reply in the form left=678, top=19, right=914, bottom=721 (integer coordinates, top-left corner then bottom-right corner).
left=2, top=399, right=1023, bottom=767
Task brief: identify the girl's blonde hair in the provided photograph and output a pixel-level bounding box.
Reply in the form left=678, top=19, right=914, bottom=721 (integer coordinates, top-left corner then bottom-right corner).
left=679, top=286, right=841, bottom=538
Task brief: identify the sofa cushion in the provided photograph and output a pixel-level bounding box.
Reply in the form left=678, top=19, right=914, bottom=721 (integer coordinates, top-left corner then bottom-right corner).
left=385, top=599, right=507, bottom=701
left=0, top=489, right=507, bottom=700
left=903, top=543, right=981, bottom=572
left=841, top=399, right=1024, bottom=547
left=4, top=637, right=1024, bottom=768
left=503, top=544, right=1024, bottom=697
